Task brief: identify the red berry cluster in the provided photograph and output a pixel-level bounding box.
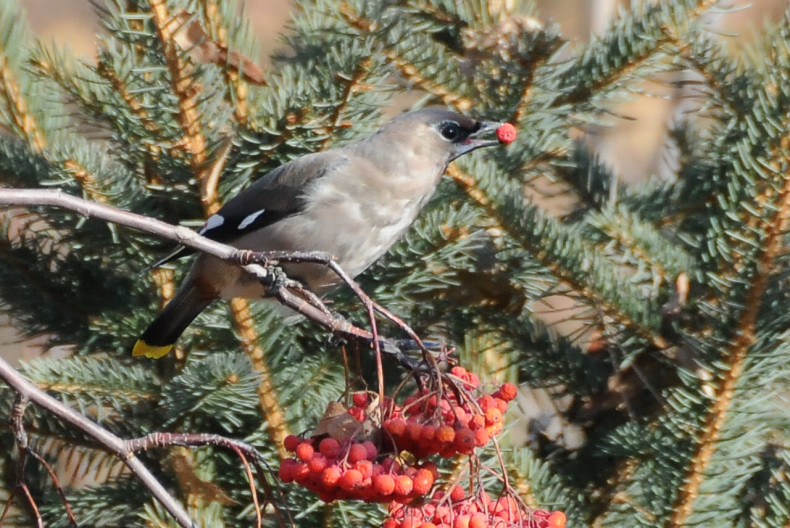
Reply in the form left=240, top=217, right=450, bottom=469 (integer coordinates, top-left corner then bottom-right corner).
left=279, top=367, right=525, bottom=514
left=383, top=367, right=518, bottom=459
left=279, top=434, right=437, bottom=503
left=382, top=489, right=566, bottom=528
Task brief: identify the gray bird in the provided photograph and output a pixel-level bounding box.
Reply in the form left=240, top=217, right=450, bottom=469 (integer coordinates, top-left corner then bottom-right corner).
left=134, top=108, right=504, bottom=358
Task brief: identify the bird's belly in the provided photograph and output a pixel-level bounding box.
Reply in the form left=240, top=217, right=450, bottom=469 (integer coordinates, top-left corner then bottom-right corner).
left=217, top=198, right=420, bottom=297
left=338, top=211, right=415, bottom=274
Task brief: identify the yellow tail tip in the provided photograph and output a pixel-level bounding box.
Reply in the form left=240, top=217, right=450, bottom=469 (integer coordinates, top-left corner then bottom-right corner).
left=133, top=340, right=173, bottom=359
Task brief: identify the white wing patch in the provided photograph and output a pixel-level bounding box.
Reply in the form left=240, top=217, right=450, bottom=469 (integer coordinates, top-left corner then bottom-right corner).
left=199, top=213, right=225, bottom=234
left=238, top=209, right=266, bottom=230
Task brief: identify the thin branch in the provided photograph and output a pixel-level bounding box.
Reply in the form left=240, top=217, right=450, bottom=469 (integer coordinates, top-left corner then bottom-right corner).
left=228, top=444, right=262, bottom=528
left=26, top=449, right=77, bottom=527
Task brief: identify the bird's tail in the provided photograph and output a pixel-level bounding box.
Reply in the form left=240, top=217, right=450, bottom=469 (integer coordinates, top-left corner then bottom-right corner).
left=133, top=281, right=214, bottom=358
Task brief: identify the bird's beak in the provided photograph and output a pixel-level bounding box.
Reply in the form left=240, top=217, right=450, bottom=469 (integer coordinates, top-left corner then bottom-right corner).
left=452, top=120, right=503, bottom=160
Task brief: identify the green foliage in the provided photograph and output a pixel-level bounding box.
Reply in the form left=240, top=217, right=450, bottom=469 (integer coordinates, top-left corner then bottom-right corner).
left=0, top=0, right=789, bottom=527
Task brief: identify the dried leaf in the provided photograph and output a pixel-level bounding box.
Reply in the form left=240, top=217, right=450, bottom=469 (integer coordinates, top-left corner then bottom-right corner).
left=313, top=401, right=348, bottom=437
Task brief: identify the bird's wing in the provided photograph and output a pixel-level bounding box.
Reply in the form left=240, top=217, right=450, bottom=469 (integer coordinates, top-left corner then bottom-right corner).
left=202, top=150, right=350, bottom=243
left=147, top=150, right=350, bottom=268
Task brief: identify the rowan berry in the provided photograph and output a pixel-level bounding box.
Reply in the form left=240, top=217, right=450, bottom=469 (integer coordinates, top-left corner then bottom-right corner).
left=348, top=442, right=369, bottom=463
left=497, top=382, right=518, bottom=402
left=292, top=462, right=310, bottom=481
left=278, top=459, right=296, bottom=482
left=307, top=453, right=327, bottom=473
left=373, top=474, right=395, bottom=496
left=295, top=441, right=314, bottom=462
left=485, top=408, right=503, bottom=426
left=362, top=440, right=378, bottom=460
left=412, top=468, right=434, bottom=494
left=420, top=424, right=436, bottom=442
left=420, top=461, right=439, bottom=479
left=454, top=428, right=476, bottom=453
left=407, top=421, right=424, bottom=441
left=453, top=515, right=471, bottom=528
left=339, top=469, right=363, bottom=491
left=469, top=512, right=487, bottom=528
left=547, top=511, right=567, bottom=528
left=450, top=485, right=465, bottom=502
left=352, top=392, right=369, bottom=408
left=479, top=395, right=497, bottom=411
left=318, top=437, right=340, bottom=457
left=496, top=123, right=517, bottom=144
left=395, top=474, right=414, bottom=496
left=283, top=434, right=301, bottom=452
left=436, top=425, right=456, bottom=443
left=385, top=418, right=407, bottom=436
left=321, top=465, right=342, bottom=487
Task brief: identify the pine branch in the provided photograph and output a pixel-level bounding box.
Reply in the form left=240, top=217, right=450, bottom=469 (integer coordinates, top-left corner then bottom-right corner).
left=149, top=0, right=209, bottom=178
left=198, top=0, right=256, bottom=124
left=553, top=0, right=718, bottom=108
left=0, top=2, right=46, bottom=152
left=228, top=296, right=290, bottom=458
left=668, top=134, right=790, bottom=527
left=447, top=165, right=667, bottom=349
left=319, top=56, right=373, bottom=151
left=338, top=3, right=474, bottom=112
left=95, top=58, right=164, bottom=136
left=0, top=53, right=45, bottom=151
left=146, top=4, right=293, bottom=446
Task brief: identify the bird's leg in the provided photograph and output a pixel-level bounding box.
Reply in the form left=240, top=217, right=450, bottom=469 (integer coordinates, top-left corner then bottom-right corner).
left=263, top=266, right=297, bottom=297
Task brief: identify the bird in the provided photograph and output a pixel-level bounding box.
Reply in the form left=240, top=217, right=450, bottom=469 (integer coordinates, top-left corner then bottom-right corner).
left=133, top=108, right=506, bottom=358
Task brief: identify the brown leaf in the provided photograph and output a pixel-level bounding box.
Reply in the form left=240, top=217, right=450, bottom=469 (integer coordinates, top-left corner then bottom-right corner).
left=327, top=413, right=363, bottom=441
left=312, top=401, right=348, bottom=437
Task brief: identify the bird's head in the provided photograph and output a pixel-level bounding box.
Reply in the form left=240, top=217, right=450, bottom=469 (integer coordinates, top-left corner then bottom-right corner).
left=382, top=108, right=504, bottom=163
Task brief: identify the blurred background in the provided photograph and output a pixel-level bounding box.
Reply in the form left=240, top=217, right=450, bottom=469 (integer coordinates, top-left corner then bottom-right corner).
left=4, top=0, right=787, bottom=362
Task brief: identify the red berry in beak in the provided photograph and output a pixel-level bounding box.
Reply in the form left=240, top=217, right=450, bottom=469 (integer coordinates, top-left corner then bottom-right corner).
left=496, top=123, right=517, bottom=144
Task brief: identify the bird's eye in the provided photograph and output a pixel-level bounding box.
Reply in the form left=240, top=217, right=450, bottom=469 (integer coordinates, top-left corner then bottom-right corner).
left=439, top=122, right=460, bottom=141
